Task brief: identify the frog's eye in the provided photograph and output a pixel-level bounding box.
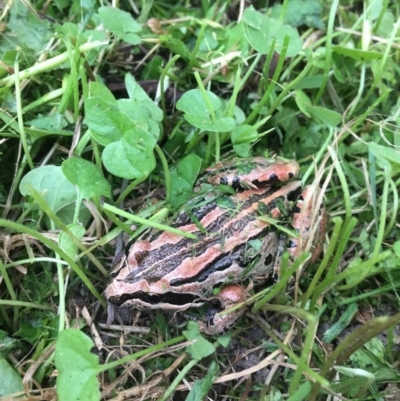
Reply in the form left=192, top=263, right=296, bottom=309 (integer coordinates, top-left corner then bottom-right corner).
left=262, top=252, right=274, bottom=267
left=265, top=173, right=280, bottom=183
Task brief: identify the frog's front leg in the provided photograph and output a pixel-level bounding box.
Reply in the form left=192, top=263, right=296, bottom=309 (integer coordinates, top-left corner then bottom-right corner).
left=199, top=284, right=247, bottom=335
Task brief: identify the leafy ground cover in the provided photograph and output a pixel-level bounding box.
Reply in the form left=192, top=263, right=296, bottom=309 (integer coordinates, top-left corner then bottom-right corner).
left=0, top=0, right=400, bottom=400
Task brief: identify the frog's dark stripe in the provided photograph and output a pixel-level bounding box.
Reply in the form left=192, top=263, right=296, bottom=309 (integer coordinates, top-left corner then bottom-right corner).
left=169, top=243, right=246, bottom=286
left=131, top=207, right=275, bottom=286
left=122, top=230, right=224, bottom=284
left=169, top=229, right=272, bottom=287
left=147, top=196, right=226, bottom=243
left=142, top=194, right=221, bottom=241
left=110, top=291, right=200, bottom=307
left=219, top=175, right=242, bottom=190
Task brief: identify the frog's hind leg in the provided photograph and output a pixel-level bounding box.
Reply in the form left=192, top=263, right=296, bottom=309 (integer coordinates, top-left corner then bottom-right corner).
left=272, top=185, right=326, bottom=278
left=271, top=233, right=290, bottom=278
left=199, top=284, right=247, bottom=335
left=289, top=185, right=327, bottom=265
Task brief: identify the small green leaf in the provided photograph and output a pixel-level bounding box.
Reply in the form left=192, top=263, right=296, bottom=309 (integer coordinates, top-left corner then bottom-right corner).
left=84, top=96, right=131, bottom=146
left=62, top=158, right=111, bottom=200
left=58, top=224, right=86, bottom=261
left=7, top=1, right=52, bottom=53
left=183, top=322, right=215, bottom=360
left=125, top=73, right=150, bottom=101
left=333, top=366, right=375, bottom=397
left=176, top=89, right=221, bottom=118
left=55, top=329, right=100, bottom=401
left=231, top=125, right=258, bottom=145
left=0, top=331, right=20, bottom=358
left=393, top=241, right=400, bottom=257
left=123, top=75, right=163, bottom=122
left=307, top=106, right=342, bottom=126
left=233, top=142, right=251, bottom=157
left=102, top=129, right=157, bottom=179
left=286, top=381, right=312, bottom=401
left=294, top=75, right=325, bottom=89
left=117, top=98, right=163, bottom=126
left=271, top=0, right=325, bottom=29
left=27, top=112, right=68, bottom=131
left=348, top=347, right=381, bottom=371
left=369, top=142, right=400, bottom=166
left=25, top=127, right=73, bottom=141
left=185, top=115, right=236, bottom=132
left=0, top=358, right=24, bottom=397
left=216, top=332, right=232, bottom=348
left=322, top=303, right=358, bottom=343
left=98, top=6, right=142, bottom=45
left=161, top=35, right=191, bottom=61
left=231, top=125, right=259, bottom=157
left=186, top=361, right=218, bottom=401
left=170, top=154, right=202, bottom=208
left=20, top=165, right=77, bottom=214
left=85, top=81, right=160, bottom=146
left=364, top=337, right=386, bottom=364
left=15, top=321, right=43, bottom=345
left=117, top=99, right=151, bottom=121
left=242, top=7, right=303, bottom=57
left=176, top=89, right=236, bottom=131
left=332, top=46, right=383, bottom=61
left=295, top=90, right=312, bottom=117
left=88, top=81, right=116, bottom=104
left=376, top=11, right=395, bottom=37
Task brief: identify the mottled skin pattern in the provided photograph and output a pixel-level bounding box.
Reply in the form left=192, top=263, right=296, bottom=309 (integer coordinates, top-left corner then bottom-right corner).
left=105, top=157, right=325, bottom=334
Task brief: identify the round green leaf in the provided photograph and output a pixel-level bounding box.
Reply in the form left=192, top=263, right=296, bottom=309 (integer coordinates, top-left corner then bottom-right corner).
left=62, top=158, right=111, bottom=200
left=85, top=97, right=132, bottom=146
left=102, top=129, right=157, bottom=179
left=20, top=165, right=77, bottom=214
left=231, top=125, right=258, bottom=157
left=55, top=329, right=100, bottom=401
left=98, top=6, right=142, bottom=45
left=242, top=7, right=303, bottom=57
left=176, top=89, right=222, bottom=118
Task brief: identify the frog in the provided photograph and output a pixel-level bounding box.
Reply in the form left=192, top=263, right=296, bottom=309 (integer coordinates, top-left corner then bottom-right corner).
left=105, top=156, right=326, bottom=334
